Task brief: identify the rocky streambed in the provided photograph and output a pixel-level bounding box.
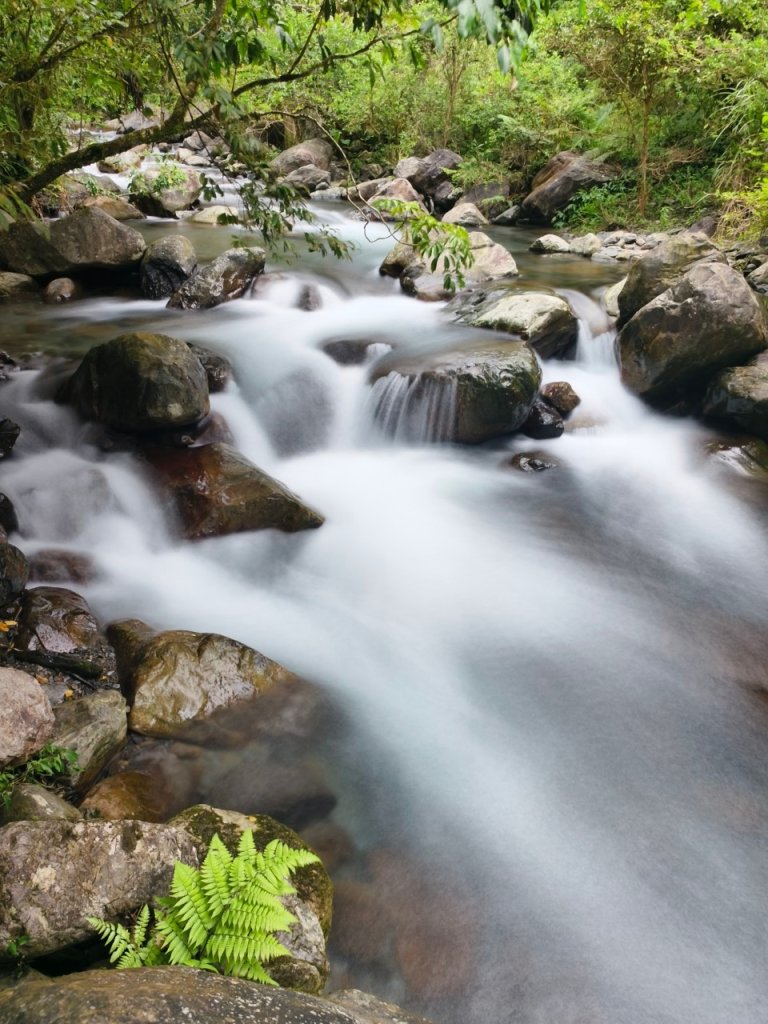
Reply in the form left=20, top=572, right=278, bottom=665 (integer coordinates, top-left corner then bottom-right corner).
left=1, top=171, right=768, bottom=1024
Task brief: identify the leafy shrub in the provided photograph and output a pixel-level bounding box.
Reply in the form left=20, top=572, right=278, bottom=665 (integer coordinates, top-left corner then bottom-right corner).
left=0, top=744, right=79, bottom=807
left=90, top=830, right=320, bottom=984
left=129, top=160, right=188, bottom=196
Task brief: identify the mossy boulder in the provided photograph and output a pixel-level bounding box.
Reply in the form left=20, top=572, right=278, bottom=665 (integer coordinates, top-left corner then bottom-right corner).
left=59, top=332, right=210, bottom=432
left=1, top=783, right=81, bottom=824
left=170, top=805, right=333, bottom=992
left=370, top=341, right=541, bottom=444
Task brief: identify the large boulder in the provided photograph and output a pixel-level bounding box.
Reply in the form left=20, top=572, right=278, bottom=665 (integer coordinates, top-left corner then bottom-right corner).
left=272, top=139, right=334, bottom=175
left=0, top=668, right=55, bottom=768
left=441, top=202, right=487, bottom=227
left=0, top=207, right=145, bottom=278
left=284, top=165, right=331, bottom=192
left=49, top=691, right=128, bottom=793
left=167, top=247, right=265, bottom=309
left=616, top=231, right=724, bottom=326
left=80, top=195, right=144, bottom=221
left=448, top=288, right=579, bottom=359
left=365, top=178, right=426, bottom=219
left=520, top=151, right=616, bottom=225
left=369, top=341, right=541, bottom=444
left=0, top=968, right=435, bottom=1024
left=107, top=620, right=303, bottom=739
left=702, top=350, right=768, bottom=440
left=97, top=145, right=147, bottom=174
left=143, top=442, right=324, bottom=539
left=130, top=165, right=202, bottom=217
left=0, top=820, right=198, bottom=958
left=381, top=231, right=518, bottom=302
left=616, top=262, right=768, bottom=401
left=170, top=805, right=332, bottom=992
left=140, top=235, right=197, bottom=298
left=59, top=332, right=210, bottom=432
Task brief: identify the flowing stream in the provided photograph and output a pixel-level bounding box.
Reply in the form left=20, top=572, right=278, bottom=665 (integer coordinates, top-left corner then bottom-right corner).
left=2, top=208, right=768, bottom=1023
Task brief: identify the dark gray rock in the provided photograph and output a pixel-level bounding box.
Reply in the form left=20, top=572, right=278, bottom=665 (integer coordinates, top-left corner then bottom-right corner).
left=520, top=151, right=615, bottom=224
left=0, top=418, right=20, bottom=458
left=140, top=235, right=197, bottom=299
left=521, top=396, right=565, bottom=439
left=0, top=541, right=29, bottom=605
left=167, top=247, right=265, bottom=309
left=702, top=350, right=768, bottom=440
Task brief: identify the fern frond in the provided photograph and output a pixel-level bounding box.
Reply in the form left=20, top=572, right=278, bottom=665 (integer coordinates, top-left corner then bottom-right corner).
left=153, top=909, right=197, bottom=966
left=167, top=861, right=214, bottom=948
left=88, top=918, right=135, bottom=964
left=132, top=904, right=151, bottom=948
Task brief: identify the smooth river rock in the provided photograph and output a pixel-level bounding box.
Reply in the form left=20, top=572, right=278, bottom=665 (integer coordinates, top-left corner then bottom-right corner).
left=449, top=288, right=578, bottom=359
left=143, top=442, right=324, bottom=539
left=167, top=247, right=266, bottom=309
left=49, top=690, right=128, bottom=793
left=59, top=332, right=210, bottom=432
left=140, top=235, right=197, bottom=298
left=702, top=350, right=768, bottom=440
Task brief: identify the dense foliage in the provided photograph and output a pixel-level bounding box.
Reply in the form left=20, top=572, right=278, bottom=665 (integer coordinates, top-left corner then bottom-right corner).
left=0, top=0, right=766, bottom=235
left=90, top=830, right=320, bottom=983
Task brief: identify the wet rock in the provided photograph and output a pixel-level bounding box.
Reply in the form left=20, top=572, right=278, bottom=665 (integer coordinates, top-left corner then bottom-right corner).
left=80, top=771, right=169, bottom=822
left=285, top=165, right=331, bottom=192
left=0, top=968, right=406, bottom=1024
left=15, top=586, right=103, bottom=656
left=0, top=494, right=18, bottom=535
left=617, top=262, right=768, bottom=402
left=493, top=205, right=520, bottom=226
left=442, top=202, right=487, bottom=226
left=28, top=549, right=96, bottom=585
left=386, top=231, right=518, bottom=302
left=329, top=990, right=438, bottom=1024
left=520, top=151, right=616, bottom=224
left=49, top=691, right=128, bottom=793
left=0, top=351, right=18, bottom=382
left=0, top=272, right=39, bottom=301
left=80, top=195, right=144, bottom=221
left=143, top=442, right=324, bottom=540
left=702, top=351, right=768, bottom=440
left=0, top=207, right=146, bottom=278
left=530, top=234, right=571, bottom=254
left=188, top=205, right=239, bottom=225
left=505, top=451, right=560, bottom=472
left=747, top=260, right=768, bottom=294
left=603, top=277, right=625, bottom=318
left=321, top=339, right=383, bottom=365
left=0, top=541, right=29, bottom=605
left=2, top=783, right=81, bottom=823
left=131, top=165, right=202, bottom=217
left=370, top=342, right=541, bottom=444
left=541, top=381, right=581, bottom=416
left=0, top=820, right=198, bottom=959
left=140, top=235, right=197, bottom=299
left=521, top=396, right=565, bottom=439
left=170, top=804, right=333, bottom=990
left=60, top=332, right=210, bottom=432
left=0, top=417, right=20, bottom=458
left=0, top=668, right=55, bottom=768
left=449, top=288, right=578, bottom=359
left=42, top=277, right=82, bottom=304
left=167, top=246, right=265, bottom=309
left=188, top=344, right=232, bottom=392
left=271, top=138, right=334, bottom=175
left=108, top=622, right=303, bottom=739
left=138, top=410, right=235, bottom=451
left=616, top=231, right=724, bottom=327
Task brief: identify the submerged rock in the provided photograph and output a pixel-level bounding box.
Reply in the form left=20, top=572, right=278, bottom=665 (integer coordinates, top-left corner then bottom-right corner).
left=80, top=771, right=169, bottom=822
left=42, top=277, right=81, bottom=304
left=59, top=332, right=210, bottom=432
left=370, top=342, right=541, bottom=444
left=143, top=442, right=324, bottom=539
left=0, top=820, right=198, bottom=958
left=616, top=262, right=768, bottom=402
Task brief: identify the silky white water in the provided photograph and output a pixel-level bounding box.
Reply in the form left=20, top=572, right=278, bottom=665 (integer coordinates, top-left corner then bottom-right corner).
left=2, top=218, right=767, bottom=1023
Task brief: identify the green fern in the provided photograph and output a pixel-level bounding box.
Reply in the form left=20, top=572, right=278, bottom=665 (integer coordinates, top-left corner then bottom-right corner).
left=89, top=830, right=319, bottom=984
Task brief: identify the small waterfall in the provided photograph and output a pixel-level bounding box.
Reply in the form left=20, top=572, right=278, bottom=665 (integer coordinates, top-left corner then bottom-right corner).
left=368, top=372, right=458, bottom=443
